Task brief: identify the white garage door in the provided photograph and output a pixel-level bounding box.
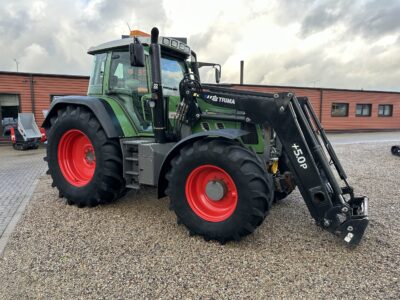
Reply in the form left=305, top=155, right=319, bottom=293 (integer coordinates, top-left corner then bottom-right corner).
left=0, top=94, right=19, bottom=106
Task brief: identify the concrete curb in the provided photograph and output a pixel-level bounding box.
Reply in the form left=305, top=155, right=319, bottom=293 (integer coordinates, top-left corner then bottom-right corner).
left=0, top=178, right=39, bottom=257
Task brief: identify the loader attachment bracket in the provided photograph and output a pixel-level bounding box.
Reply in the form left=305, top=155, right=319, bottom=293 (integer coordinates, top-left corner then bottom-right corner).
left=324, top=196, right=369, bottom=246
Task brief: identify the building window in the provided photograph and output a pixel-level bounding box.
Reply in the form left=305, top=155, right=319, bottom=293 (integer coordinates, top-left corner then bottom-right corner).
left=356, top=104, right=372, bottom=117
left=378, top=104, right=393, bottom=117
left=331, top=103, right=349, bottom=117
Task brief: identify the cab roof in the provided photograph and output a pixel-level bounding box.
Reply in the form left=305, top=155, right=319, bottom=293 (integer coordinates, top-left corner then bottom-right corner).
left=87, top=36, right=191, bottom=56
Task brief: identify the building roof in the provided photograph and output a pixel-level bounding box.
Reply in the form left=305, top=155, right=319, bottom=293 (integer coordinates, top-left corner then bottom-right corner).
left=0, top=71, right=89, bottom=79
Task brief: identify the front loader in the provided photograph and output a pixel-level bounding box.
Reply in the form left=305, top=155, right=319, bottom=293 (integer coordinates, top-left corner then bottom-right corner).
left=42, top=27, right=368, bottom=246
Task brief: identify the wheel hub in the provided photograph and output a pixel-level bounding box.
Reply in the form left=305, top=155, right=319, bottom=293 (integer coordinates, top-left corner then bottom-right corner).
left=205, top=180, right=226, bottom=201
left=185, top=164, right=238, bottom=222
left=57, top=129, right=96, bottom=187
left=84, top=147, right=95, bottom=165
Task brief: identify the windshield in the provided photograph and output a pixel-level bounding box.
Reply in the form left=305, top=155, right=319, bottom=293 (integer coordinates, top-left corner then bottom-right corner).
left=161, top=57, right=185, bottom=96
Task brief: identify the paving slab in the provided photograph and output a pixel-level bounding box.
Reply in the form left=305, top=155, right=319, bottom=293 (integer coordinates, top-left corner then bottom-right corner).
left=0, top=146, right=46, bottom=253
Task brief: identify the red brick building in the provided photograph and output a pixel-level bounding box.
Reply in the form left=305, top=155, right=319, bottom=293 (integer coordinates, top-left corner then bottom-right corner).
left=0, top=71, right=89, bottom=140
left=230, top=84, right=400, bottom=132
left=0, top=71, right=399, bottom=140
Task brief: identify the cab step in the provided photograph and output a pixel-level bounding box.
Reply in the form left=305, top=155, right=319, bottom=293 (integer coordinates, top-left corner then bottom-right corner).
left=121, top=139, right=154, bottom=190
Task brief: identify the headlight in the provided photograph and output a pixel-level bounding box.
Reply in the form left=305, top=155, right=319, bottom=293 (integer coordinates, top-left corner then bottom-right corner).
left=162, top=37, right=170, bottom=46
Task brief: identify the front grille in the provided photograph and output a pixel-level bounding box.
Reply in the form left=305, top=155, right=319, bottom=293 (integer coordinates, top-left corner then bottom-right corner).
left=201, top=122, right=210, bottom=131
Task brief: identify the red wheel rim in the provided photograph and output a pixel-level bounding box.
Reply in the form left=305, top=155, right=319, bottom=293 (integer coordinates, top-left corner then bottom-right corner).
left=185, top=165, right=238, bottom=222
left=58, top=129, right=96, bottom=187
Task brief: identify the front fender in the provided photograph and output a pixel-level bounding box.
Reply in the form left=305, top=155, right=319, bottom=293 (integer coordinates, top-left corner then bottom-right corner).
left=157, top=129, right=249, bottom=198
left=42, top=96, right=124, bottom=138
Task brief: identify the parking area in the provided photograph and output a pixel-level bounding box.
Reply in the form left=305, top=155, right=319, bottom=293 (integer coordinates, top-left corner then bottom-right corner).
left=0, top=146, right=46, bottom=251
left=0, top=141, right=399, bottom=299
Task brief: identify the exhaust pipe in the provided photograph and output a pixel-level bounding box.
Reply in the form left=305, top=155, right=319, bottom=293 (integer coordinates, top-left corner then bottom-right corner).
left=150, top=27, right=167, bottom=143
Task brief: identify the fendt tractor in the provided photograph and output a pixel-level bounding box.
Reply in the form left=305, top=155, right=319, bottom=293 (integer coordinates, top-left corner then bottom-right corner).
left=43, top=28, right=368, bottom=246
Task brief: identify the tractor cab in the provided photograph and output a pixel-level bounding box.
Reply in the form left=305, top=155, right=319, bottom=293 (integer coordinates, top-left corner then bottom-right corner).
left=87, top=33, right=193, bottom=134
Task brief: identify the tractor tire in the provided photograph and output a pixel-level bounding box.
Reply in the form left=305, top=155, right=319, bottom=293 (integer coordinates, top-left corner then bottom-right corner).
left=45, top=105, right=125, bottom=207
left=166, top=138, right=273, bottom=243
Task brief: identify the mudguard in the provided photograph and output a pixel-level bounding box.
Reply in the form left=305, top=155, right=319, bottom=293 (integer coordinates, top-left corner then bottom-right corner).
left=42, top=96, right=124, bottom=138
left=157, top=128, right=249, bottom=198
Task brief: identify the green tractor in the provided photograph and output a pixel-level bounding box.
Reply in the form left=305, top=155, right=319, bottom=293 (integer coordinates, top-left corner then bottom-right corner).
left=43, top=28, right=368, bottom=246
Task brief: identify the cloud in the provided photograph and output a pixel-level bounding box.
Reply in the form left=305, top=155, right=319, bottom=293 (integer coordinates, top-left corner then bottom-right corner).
left=0, top=0, right=399, bottom=92
left=299, top=0, right=400, bottom=39
left=0, top=0, right=167, bottom=75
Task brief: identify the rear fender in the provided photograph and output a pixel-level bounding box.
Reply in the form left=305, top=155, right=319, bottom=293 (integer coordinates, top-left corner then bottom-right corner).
left=42, top=96, right=124, bottom=138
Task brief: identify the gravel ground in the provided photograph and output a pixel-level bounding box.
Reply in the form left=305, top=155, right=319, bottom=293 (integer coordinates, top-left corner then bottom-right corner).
left=0, top=142, right=399, bottom=299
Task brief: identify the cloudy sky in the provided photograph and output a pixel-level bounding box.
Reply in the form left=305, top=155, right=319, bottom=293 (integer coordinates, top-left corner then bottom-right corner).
left=1, top=0, right=399, bottom=91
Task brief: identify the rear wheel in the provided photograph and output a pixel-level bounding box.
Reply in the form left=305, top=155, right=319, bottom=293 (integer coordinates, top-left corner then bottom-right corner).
left=166, top=139, right=273, bottom=243
left=45, top=105, right=125, bottom=207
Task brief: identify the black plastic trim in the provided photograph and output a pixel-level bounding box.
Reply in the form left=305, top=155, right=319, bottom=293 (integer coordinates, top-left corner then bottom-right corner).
left=42, top=95, right=124, bottom=138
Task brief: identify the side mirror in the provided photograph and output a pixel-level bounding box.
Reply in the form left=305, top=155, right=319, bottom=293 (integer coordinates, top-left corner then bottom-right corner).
left=215, top=67, right=221, bottom=84
left=129, top=38, right=145, bottom=67
left=197, top=62, right=222, bottom=83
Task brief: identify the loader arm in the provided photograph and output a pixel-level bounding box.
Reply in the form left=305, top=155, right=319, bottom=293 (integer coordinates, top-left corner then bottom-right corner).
left=197, top=85, right=369, bottom=246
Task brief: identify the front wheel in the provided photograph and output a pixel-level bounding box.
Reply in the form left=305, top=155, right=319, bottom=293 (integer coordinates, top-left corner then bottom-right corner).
left=45, top=105, right=125, bottom=207
left=166, top=139, right=273, bottom=243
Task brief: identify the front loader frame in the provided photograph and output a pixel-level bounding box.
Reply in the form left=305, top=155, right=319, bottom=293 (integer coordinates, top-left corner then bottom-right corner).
left=197, top=85, right=369, bottom=246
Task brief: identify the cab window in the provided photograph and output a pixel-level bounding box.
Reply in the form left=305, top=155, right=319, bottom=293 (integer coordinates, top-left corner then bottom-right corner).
left=161, top=57, right=185, bottom=96
left=89, top=53, right=107, bottom=94
left=109, top=51, right=149, bottom=94
left=109, top=51, right=151, bottom=132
